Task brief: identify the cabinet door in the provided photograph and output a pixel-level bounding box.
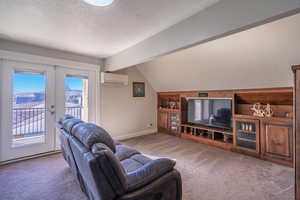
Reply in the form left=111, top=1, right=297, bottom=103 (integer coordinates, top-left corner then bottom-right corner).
left=261, top=120, right=293, bottom=162
left=158, top=111, right=168, bottom=130
left=233, top=118, right=260, bottom=155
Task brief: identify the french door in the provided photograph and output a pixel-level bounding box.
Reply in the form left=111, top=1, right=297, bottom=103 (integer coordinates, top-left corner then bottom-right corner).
left=0, top=60, right=56, bottom=161
left=54, top=67, right=96, bottom=150
left=0, top=60, right=96, bottom=161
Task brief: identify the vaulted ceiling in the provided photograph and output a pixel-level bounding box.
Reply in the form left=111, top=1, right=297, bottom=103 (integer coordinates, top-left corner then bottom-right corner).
left=137, top=13, right=300, bottom=92
left=0, top=0, right=219, bottom=57
left=1, top=0, right=300, bottom=71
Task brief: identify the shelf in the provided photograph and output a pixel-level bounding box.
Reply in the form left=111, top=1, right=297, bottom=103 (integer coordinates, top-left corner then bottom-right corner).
left=237, top=137, right=256, bottom=142
left=233, top=114, right=292, bottom=123
left=181, top=133, right=232, bottom=150
left=158, top=108, right=180, bottom=112
left=181, top=124, right=233, bottom=135
left=237, top=130, right=256, bottom=135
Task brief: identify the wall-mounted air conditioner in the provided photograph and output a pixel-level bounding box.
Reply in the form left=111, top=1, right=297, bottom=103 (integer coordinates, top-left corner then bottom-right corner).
left=101, top=72, right=128, bottom=86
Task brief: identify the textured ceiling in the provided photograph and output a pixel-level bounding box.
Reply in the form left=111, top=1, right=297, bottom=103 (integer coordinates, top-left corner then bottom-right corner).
left=0, top=0, right=219, bottom=58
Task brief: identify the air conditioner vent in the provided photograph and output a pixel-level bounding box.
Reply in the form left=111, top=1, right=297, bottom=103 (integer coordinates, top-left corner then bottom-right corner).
left=101, top=72, right=128, bottom=86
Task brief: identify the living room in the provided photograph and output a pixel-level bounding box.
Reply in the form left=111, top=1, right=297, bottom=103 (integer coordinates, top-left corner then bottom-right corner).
left=1, top=1, right=300, bottom=200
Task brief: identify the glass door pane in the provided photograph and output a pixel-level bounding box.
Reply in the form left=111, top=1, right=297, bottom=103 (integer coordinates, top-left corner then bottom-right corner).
left=65, top=76, right=88, bottom=121
left=236, top=121, right=257, bottom=150
left=1, top=60, right=55, bottom=161
left=12, top=72, right=46, bottom=147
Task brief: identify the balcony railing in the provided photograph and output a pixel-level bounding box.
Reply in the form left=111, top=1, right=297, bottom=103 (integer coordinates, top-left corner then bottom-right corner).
left=65, top=106, right=82, bottom=119
left=12, top=106, right=82, bottom=138
left=12, top=108, right=45, bottom=139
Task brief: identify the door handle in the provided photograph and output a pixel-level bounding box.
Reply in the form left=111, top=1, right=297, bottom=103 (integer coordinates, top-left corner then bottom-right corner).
left=47, top=105, right=56, bottom=115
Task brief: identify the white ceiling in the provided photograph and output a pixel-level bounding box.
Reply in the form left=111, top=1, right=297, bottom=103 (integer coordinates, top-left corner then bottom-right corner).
left=0, top=0, right=219, bottom=58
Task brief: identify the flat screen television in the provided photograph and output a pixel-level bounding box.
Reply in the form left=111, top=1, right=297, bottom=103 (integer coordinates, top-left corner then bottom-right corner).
left=187, top=98, right=232, bottom=130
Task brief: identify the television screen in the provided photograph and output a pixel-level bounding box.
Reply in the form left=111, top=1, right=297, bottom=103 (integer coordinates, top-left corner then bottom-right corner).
left=187, top=98, right=232, bottom=130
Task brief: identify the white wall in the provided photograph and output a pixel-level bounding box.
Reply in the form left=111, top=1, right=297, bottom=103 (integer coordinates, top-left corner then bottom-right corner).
left=137, top=13, right=300, bottom=92
left=100, top=67, right=157, bottom=140
left=0, top=40, right=157, bottom=141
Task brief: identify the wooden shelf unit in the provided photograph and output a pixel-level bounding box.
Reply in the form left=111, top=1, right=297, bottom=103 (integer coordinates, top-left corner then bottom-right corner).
left=234, top=88, right=293, bottom=166
left=157, top=87, right=294, bottom=167
left=157, top=93, right=181, bottom=136
left=234, top=88, right=293, bottom=118
left=292, top=65, right=300, bottom=199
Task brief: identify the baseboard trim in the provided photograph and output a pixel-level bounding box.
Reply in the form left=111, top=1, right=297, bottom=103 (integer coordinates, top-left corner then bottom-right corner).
left=113, top=128, right=157, bottom=141
left=1, top=129, right=157, bottom=165
left=0, top=151, right=61, bottom=166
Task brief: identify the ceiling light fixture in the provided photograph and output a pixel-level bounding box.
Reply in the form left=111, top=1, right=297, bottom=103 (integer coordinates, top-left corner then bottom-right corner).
left=83, top=0, right=114, bottom=7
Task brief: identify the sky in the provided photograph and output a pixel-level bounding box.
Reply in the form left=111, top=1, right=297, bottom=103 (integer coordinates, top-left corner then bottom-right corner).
left=13, top=73, right=83, bottom=93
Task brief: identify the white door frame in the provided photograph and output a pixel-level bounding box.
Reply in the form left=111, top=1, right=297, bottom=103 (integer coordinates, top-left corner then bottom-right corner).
left=0, top=50, right=100, bottom=161
left=54, top=67, right=97, bottom=150
left=0, top=60, right=56, bottom=161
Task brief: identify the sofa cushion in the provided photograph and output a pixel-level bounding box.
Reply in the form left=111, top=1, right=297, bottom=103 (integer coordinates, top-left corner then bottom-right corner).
left=115, top=145, right=140, bottom=161
left=72, top=123, right=116, bottom=153
left=121, top=154, right=152, bottom=173
left=62, top=118, right=83, bottom=134
left=126, top=158, right=176, bottom=192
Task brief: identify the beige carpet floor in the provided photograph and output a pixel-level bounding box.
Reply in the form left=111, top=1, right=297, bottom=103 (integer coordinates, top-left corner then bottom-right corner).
left=0, top=133, right=294, bottom=200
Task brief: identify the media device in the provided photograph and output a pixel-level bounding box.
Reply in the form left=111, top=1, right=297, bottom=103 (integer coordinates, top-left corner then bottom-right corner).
left=187, top=98, right=232, bottom=130
left=198, top=93, right=208, bottom=97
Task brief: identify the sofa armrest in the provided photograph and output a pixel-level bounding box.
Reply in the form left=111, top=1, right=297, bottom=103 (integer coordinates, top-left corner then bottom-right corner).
left=119, top=170, right=182, bottom=200
left=126, top=158, right=176, bottom=192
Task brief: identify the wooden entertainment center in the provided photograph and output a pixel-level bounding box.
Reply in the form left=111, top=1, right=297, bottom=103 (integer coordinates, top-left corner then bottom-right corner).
left=157, top=88, right=293, bottom=167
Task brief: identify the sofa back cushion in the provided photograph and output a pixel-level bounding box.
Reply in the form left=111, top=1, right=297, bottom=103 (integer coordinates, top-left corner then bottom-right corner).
left=70, top=136, right=116, bottom=200
left=62, top=118, right=83, bottom=134
left=72, top=123, right=116, bottom=153
left=92, top=143, right=128, bottom=195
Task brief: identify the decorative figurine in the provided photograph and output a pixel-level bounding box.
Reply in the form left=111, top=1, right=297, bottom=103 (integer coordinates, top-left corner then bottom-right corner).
left=250, top=103, right=265, bottom=117
left=169, top=101, right=176, bottom=109
left=264, top=104, right=274, bottom=117
left=250, top=103, right=273, bottom=118
left=249, top=124, right=253, bottom=132
left=245, top=124, right=249, bottom=131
